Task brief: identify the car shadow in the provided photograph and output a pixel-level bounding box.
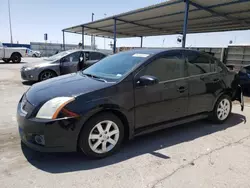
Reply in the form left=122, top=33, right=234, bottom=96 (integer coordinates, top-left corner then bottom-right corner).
left=22, top=113, right=246, bottom=174
left=22, top=81, right=37, bottom=86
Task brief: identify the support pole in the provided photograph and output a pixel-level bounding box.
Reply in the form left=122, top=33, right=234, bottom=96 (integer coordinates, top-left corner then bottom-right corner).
left=140, top=36, right=143, bottom=48
left=62, top=31, right=65, bottom=51
left=182, top=0, right=189, bottom=48
left=82, top=26, right=84, bottom=49
left=113, top=18, right=117, bottom=54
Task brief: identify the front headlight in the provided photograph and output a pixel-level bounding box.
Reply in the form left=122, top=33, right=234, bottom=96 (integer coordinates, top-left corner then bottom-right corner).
left=24, top=67, right=35, bottom=71
left=36, top=97, right=77, bottom=119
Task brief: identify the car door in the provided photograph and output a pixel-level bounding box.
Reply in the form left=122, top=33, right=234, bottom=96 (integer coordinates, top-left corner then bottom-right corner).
left=184, top=51, right=223, bottom=115
left=134, top=51, right=189, bottom=128
left=60, top=51, right=81, bottom=75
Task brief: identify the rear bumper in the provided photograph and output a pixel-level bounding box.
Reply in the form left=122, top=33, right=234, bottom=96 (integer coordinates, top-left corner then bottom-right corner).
left=233, top=85, right=244, bottom=111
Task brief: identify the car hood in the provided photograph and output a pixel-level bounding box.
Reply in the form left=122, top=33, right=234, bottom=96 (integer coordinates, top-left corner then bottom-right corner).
left=22, top=60, right=56, bottom=68
left=26, top=73, right=114, bottom=106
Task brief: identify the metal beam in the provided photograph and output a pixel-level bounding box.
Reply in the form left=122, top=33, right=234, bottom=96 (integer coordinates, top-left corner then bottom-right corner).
left=189, top=0, right=250, bottom=27
left=113, top=18, right=117, bottom=54
left=140, top=36, right=143, bottom=48
left=115, top=18, right=166, bottom=33
left=82, top=26, right=84, bottom=49
left=84, top=25, right=137, bottom=37
left=62, top=31, right=65, bottom=51
left=96, top=0, right=250, bottom=31
left=182, top=0, right=189, bottom=48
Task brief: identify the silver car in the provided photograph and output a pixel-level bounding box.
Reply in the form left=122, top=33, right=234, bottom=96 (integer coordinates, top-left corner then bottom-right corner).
left=20, top=49, right=107, bottom=81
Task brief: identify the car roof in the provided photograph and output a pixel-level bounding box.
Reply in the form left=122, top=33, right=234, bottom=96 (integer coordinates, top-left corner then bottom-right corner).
left=68, top=49, right=108, bottom=54
left=118, top=48, right=201, bottom=56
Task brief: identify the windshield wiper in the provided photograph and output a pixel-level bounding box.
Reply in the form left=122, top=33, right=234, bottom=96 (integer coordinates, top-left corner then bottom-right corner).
left=83, top=73, right=107, bottom=83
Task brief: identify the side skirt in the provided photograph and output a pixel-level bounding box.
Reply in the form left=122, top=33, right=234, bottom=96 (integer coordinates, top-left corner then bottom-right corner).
left=134, top=113, right=209, bottom=137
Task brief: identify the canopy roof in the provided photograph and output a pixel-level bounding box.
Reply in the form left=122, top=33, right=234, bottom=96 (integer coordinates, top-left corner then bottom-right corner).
left=63, top=0, right=250, bottom=38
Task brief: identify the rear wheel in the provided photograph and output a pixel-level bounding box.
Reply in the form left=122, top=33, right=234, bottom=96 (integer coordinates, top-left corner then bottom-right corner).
left=39, top=70, right=56, bottom=81
left=211, top=95, right=232, bottom=123
left=11, top=53, right=21, bottom=63
left=78, top=112, right=124, bottom=158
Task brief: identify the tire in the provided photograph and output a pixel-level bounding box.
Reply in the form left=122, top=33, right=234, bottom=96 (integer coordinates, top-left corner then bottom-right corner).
left=2, top=59, right=10, bottom=63
left=11, top=53, right=21, bottom=63
left=210, top=95, right=232, bottom=123
left=78, top=112, right=124, bottom=159
left=39, top=70, right=57, bottom=81
left=32, top=54, right=37, bottom=57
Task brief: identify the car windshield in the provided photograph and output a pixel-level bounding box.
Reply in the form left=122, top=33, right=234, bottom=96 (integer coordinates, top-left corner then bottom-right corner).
left=82, top=51, right=151, bottom=81
left=44, top=51, right=72, bottom=61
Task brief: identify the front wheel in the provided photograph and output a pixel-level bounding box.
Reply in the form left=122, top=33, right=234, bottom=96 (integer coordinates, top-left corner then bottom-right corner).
left=211, top=95, right=232, bottom=123
left=78, top=113, right=124, bottom=158
left=39, top=70, right=56, bottom=81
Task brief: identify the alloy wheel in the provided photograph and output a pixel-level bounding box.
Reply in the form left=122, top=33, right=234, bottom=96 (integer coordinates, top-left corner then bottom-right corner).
left=88, top=120, right=120, bottom=154
left=41, top=71, right=53, bottom=80
left=217, top=98, right=230, bottom=121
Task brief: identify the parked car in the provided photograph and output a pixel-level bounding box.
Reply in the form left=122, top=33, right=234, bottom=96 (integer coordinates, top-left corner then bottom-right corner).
left=0, top=42, right=28, bottom=63
left=20, top=49, right=107, bottom=81
left=27, top=49, right=41, bottom=57
left=17, top=49, right=243, bottom=158
left=238, top=65, right=250, bottom=93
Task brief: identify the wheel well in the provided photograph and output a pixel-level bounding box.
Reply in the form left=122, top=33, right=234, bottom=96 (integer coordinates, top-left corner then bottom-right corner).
left=92, top=110, right=129, bottom=140
left=11, top=52, right=22, bottom=58
left=213, top=90, right=233, bottom=110
left=77, top=109, right=130, bottom=150
left=223, top=89, right=233, bottom=99
left=109, top=110, right=130, bottom=141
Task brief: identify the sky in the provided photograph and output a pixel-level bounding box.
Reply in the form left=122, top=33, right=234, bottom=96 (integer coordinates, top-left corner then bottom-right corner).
left=0, top=0, right=250, bottom=49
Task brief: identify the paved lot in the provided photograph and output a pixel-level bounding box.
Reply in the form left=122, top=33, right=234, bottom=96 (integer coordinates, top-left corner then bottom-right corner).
left=1, top=58, right=250, bottom=188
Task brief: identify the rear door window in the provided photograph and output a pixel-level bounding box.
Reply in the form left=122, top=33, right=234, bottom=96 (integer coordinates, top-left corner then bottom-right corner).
left=184, top=51, right=216, bottom=76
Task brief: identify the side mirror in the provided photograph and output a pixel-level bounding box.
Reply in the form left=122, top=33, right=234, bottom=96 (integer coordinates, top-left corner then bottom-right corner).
left=136, top=75, right=159, bottom=86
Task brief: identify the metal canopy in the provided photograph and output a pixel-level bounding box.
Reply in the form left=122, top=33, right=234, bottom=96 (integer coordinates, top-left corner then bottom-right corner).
left=63, top=0, right=250, bottom=52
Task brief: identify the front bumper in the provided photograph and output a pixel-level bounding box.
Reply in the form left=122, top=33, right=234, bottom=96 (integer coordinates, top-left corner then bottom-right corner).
left=20, top=69, right=39, bottom=81
left=17, top=102, right=81, bottom=152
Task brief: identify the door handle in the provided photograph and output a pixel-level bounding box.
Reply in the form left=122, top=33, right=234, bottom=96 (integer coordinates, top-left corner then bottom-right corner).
left=177, top=86, right=187, bottom=93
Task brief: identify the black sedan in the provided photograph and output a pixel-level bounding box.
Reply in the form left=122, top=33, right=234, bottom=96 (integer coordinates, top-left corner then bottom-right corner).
left=17, top=49, right=243, bottom=158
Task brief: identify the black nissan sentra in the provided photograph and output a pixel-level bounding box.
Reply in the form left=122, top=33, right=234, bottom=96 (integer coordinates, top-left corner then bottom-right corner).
left=17, top=49, right=244, bottom=158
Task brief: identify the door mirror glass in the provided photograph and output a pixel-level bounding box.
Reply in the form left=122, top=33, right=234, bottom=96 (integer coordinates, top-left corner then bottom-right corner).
left=137, top=75, right=159, bottom=86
